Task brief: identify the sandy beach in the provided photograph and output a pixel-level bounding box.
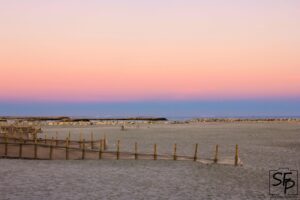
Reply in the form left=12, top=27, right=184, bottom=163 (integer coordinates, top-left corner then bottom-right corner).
left=1, top=121, right=299, bottom=199
left=2, top=0, right=300, bottom=199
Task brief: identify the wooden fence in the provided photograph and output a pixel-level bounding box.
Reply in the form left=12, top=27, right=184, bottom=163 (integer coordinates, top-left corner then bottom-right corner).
left=0, top=125, right=41, bottom=139
left=0, top=134, right=241, bottom=166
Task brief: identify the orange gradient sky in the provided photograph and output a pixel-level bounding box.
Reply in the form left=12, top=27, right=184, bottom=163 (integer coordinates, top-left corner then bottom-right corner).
left=0, top=1, right=299, bottom=102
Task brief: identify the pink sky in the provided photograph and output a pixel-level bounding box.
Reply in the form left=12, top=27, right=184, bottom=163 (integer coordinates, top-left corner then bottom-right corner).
left=0, top=1, right=299, bottom=102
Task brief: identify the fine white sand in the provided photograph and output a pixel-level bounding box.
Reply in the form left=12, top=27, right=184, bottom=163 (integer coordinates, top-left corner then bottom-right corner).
left=1, top=122, right=299, bottom=199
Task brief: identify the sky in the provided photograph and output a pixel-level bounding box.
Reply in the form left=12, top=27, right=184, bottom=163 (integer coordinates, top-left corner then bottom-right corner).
left=0, top=1, right=299, bottom=117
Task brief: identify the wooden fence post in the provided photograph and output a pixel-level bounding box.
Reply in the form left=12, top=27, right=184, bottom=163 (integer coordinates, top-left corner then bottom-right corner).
left=82, top=139, right=85, bottom=160
left=194, top=143, right=198, bottom=161
left=134, top=142, right=138, bottom=160
left=116, top=140, right=120, bottom=160
left=98, top=139, right=102, bottom=159
left=235, top=144, right=239, bottom=166
left=34, top=139, right=38, bottom=159
left=214, top=144, right=219, bottom=163
left=154, top=144, right=157, bottom=160
left=65, top=137, right=69, bottom=160
left=173, top=144, right=177, bottom=161
left=4, top=133, right=8, bottom=157
left=50, top=137, right=54, bottom=160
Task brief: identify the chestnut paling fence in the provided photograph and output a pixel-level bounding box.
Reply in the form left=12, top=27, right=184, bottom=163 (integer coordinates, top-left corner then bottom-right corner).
left=0, top=133, right=241, bottom=166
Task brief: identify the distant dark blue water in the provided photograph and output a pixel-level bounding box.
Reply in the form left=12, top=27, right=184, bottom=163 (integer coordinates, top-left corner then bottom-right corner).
left=1, top=100, right=300, bottom=119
